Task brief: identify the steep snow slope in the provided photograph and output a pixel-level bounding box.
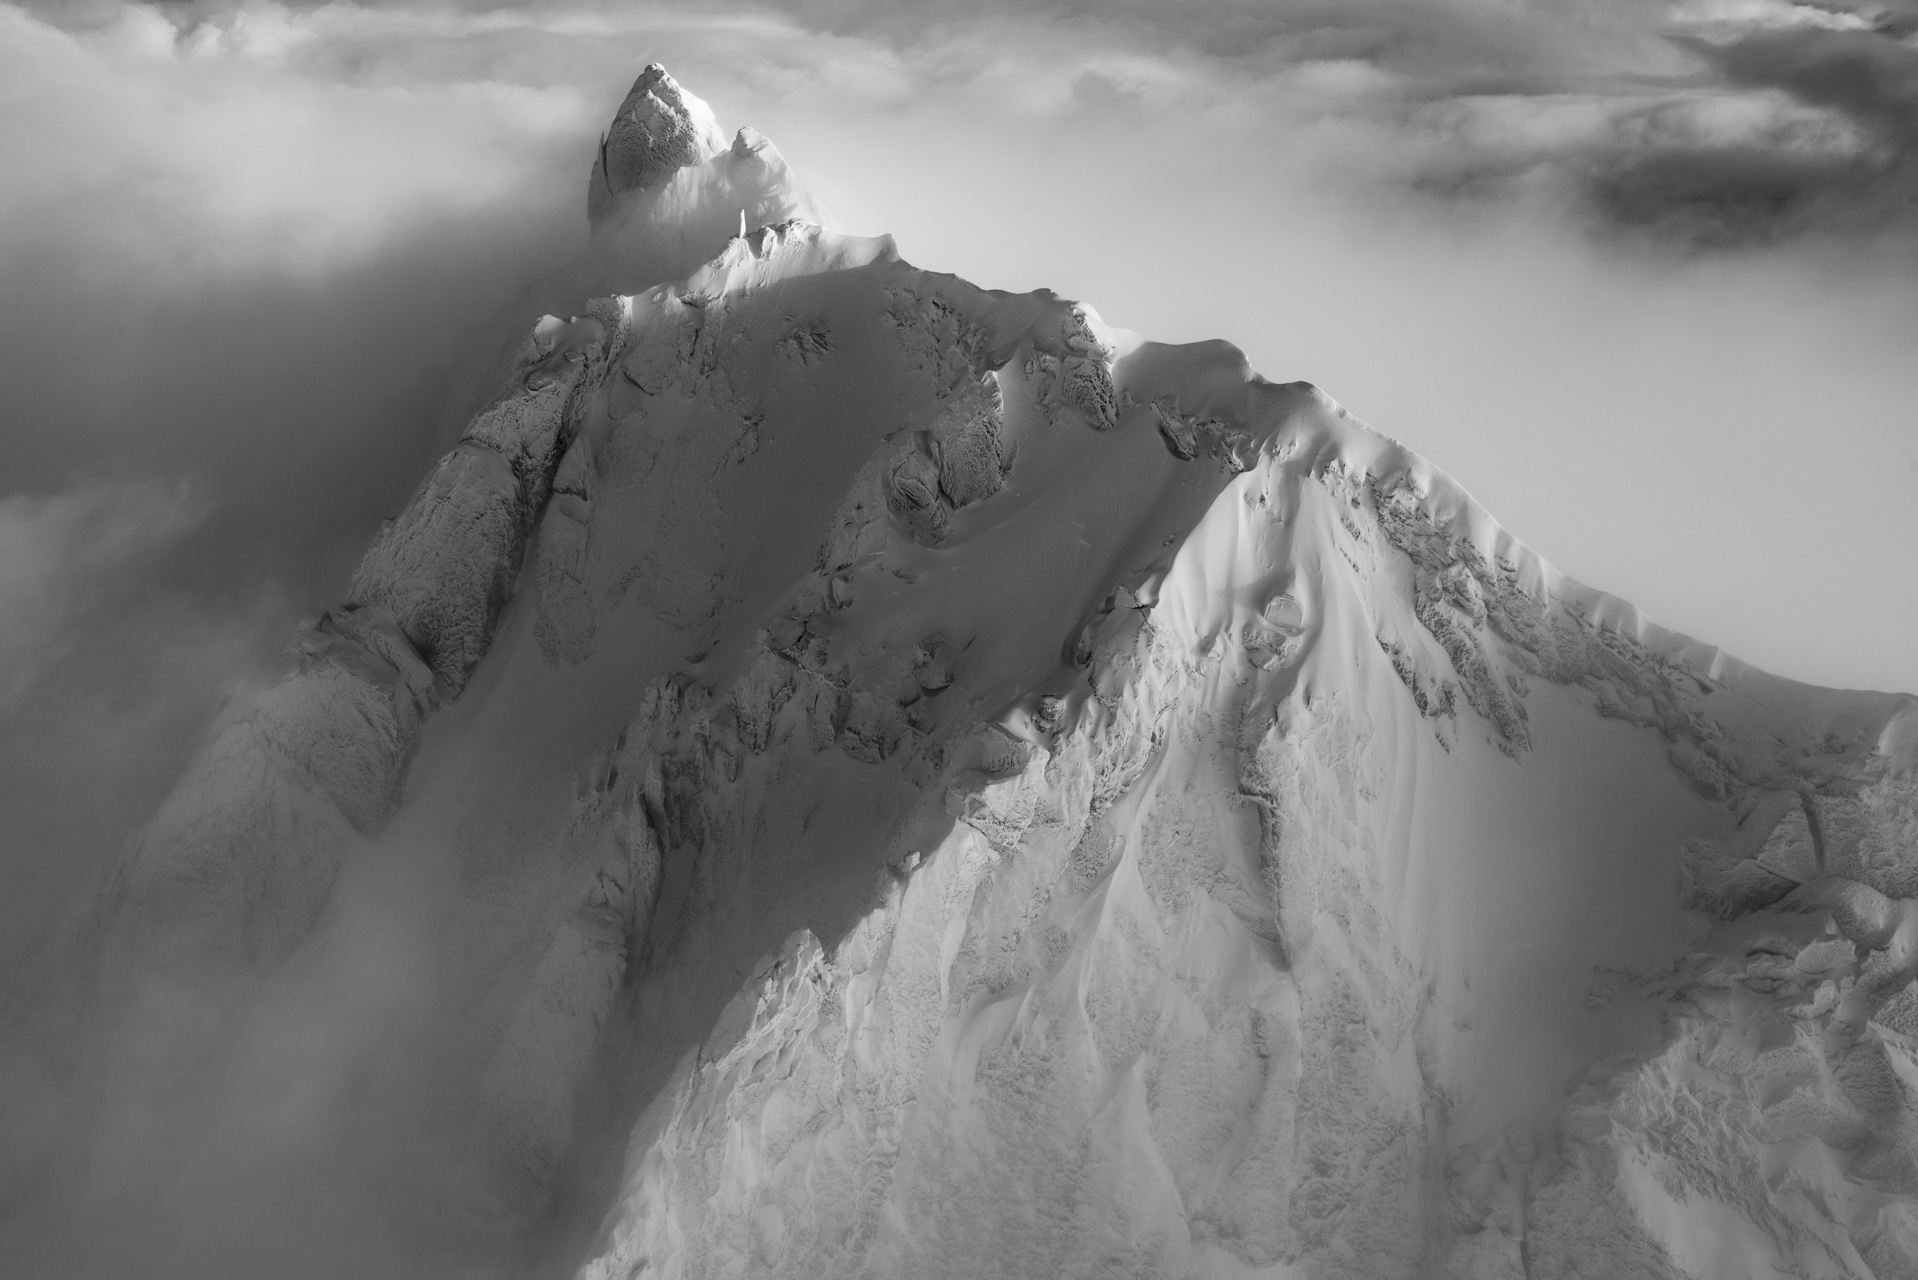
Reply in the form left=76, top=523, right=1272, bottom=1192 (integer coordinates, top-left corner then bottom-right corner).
left=10, top=65, right=1918, bottom=1280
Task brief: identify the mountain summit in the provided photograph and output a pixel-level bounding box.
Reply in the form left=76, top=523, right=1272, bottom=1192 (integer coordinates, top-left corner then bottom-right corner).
left=9, top=65, right=1918, bottom=1280
left=582, top=68, right=826, bottom=295
left=587, top=64, right=731, bottom=228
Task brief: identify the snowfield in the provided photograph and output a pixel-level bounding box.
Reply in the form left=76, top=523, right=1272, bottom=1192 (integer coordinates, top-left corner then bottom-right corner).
left=5, top=64, right=1916, bottom=1280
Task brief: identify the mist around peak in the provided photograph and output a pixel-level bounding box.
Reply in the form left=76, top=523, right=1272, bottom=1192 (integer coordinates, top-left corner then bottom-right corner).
left=0, top=9, right=1916, bottom=1280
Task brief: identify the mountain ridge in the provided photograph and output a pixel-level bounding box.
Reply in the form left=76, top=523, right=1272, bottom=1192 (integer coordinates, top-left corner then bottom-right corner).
left=7, top=63, right=1917, bottom=1280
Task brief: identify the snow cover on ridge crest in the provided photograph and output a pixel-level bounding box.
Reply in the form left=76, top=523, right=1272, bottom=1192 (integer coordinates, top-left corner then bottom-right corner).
left=484, top=208, right=1917, bottom=1274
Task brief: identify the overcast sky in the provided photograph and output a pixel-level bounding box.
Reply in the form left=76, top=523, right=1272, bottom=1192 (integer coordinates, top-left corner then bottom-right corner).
left=3, top=0, right=1916, bottom=961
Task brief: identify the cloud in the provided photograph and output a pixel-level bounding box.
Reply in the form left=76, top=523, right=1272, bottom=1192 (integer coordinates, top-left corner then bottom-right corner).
left=0, top=3, right=594, bottom=272
left=13, top=0, right=1910, bottom=252
left=1551, top=19, right=1918, bottom=243
left=647, top=0, right=1918, bottom=245
left=1697, top=20, right=1918, bottom=160
left=0, top=480, right=283, bottom=975
left=0, top=480, right=210, bottom=706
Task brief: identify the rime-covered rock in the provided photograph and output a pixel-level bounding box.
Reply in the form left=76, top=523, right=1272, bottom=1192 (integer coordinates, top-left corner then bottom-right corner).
left=587, top=64, right=729, bottom=230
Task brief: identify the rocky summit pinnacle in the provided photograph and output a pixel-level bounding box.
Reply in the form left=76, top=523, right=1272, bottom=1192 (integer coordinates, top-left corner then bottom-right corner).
left=587, top=63, right=729, bottom=229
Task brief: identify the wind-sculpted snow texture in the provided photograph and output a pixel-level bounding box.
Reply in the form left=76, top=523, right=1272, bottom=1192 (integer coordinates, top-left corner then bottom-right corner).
left=552, top=270, right=1918, bottom=1276
left=17, top=67, right=1918, bottom=1280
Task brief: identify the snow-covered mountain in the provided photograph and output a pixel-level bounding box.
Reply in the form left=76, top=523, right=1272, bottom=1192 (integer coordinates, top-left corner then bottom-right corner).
left=8, top=65, right=1918, bottom=1280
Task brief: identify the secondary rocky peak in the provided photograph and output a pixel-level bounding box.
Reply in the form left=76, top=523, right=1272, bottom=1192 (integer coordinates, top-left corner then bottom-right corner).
left=578, top=67, right=828, bottom=292
left=587, top=63, right=729, bottom=229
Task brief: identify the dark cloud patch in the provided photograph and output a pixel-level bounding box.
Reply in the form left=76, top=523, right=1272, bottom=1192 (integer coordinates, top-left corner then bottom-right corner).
left=1699, top=25, right=1918, bottom=146
left=1582, top=144, right=1874, bottom=245
left=1566, top=26, right=1918, bottom=245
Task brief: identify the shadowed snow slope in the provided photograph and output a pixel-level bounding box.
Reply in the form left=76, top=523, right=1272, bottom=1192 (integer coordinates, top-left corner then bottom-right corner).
left=6, top=66, right=1918, bottom=1280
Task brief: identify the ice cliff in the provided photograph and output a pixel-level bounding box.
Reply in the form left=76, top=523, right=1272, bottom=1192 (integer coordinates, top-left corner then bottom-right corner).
left=7, top=64, right=1918, bottom=1280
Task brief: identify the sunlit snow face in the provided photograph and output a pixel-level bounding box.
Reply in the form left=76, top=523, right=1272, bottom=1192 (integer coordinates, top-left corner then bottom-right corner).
left=1, top=0, right=1915, bottom=1011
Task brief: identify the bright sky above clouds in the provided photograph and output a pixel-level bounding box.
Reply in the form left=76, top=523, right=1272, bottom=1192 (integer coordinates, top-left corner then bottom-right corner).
left=1, top=0, right=1916, bottom=954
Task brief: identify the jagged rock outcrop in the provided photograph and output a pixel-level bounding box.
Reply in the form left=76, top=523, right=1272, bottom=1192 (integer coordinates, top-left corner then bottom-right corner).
left=350, top=306, right=619, bottom=697
left=584, top=73, right=830, bottom=294
left=587, top=64, right=730, bottom=230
